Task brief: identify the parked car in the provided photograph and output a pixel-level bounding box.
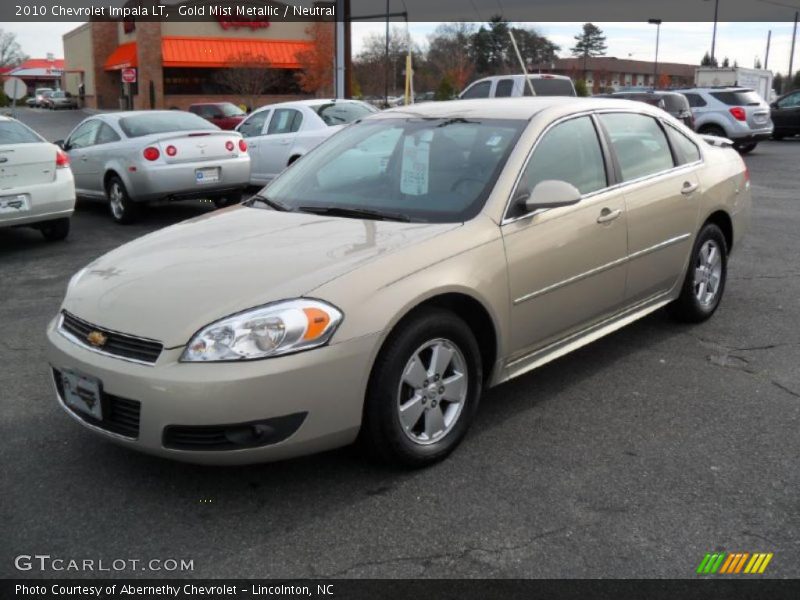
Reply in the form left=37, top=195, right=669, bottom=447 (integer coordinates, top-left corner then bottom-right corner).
left=188, top=102, right=247, bottom=130
left=56, top=111, right=250, bottom=223
left=770, top=89, right=800, bottom=140
left=44, top=90, right=78, bottom=110
left=33, top=87, right=53, bottom=107
left=0, top=116, right=75, bottom=241
left=459, top=74, right=577, bottom=98
left=236, top=99, right=377, bottom=185
left=609, top=91, right=694, bottom=129
left=678, top=87, right=772, bottom=153
left=47, top=97, right=750, bottom=467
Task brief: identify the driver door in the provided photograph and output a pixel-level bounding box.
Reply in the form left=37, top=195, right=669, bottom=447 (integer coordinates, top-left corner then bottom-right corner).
left=260, top=108, right=304, bottom=180
left=237, top=109, right=271, bottom=184
left=502, top=115, right=628, bottom=360
left=64, top=120, right=102, bottom=196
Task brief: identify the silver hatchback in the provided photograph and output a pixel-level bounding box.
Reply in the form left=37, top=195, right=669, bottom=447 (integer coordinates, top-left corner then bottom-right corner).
left=680, top=87, right=773, bottom=154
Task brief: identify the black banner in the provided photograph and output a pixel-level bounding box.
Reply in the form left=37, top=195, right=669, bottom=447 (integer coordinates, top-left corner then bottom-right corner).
left=4, top=579, right=800, bottom=600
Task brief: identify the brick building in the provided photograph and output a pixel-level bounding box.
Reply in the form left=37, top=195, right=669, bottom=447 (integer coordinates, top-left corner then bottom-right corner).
left=533, top=56, right=697, bottom=93
left=62, top=6, right=320, bottom=110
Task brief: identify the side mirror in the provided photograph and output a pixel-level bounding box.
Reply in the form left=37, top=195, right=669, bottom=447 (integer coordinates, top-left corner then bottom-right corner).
left=54, top=140, right=65, bottom=150
left=770, top=102, right=778, bottom=109
left=515, top=180, right=582, bottom=213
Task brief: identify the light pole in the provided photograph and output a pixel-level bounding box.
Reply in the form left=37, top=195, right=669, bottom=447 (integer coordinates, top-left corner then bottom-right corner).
left=649, top=19, right=662, bottom=89
left=704, top=0, right=720, bottom=64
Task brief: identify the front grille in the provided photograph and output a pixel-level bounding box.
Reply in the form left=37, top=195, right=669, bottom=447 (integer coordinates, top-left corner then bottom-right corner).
left=53, top=369, right=141, bottom=438
left=163, top=413, right=307, bottom=451
left=60, top=311, right=163, bottom=364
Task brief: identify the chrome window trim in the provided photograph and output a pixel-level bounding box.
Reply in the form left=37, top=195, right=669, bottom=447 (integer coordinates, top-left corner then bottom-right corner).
left=56, top=312, right=161, bottom=367
left=512, top=233, right=691, bottom=305
left=500, top=109, right=705, bottom=226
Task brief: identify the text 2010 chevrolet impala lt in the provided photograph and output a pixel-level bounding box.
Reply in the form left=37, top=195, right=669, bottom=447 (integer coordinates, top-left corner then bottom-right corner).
left=46, top=98, right=750, bottom=467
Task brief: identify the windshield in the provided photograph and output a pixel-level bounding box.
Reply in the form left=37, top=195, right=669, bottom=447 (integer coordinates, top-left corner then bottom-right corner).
left=219, top=103, right=245, bottom=117
left=260, top=117, right=525, bottom=223
left=0, top=121, right=44, bottom=144
left=118, top=113, right=217, bottom=137
left=314, top=101, right=376, bottom=126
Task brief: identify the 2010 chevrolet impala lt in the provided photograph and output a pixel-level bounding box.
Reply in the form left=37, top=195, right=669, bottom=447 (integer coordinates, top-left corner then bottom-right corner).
left=46, top=98, right=751, bottom=467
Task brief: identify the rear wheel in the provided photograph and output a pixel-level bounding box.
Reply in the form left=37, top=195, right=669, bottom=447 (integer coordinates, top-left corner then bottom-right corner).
left=361, top=308, right=482, bottom=467
left=213, top=191, right=243, bottom=209
left=39, top=218, right=70, bottom=242
left=670, top=223, right=728, bottom=323
left=772, top=131, right=785, bottom=141
left=700, top=124, right=726, bottom=138
left=736, top=142, right=757, bottom=154
left=106, top=176, right=140, bottom=224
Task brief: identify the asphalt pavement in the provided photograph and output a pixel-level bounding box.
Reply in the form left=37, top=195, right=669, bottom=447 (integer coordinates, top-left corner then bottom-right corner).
left=1, top=108, right=798, bottom=579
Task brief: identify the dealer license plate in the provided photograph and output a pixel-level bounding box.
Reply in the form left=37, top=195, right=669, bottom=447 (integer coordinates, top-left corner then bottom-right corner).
left=61, top=369, right=103, bottom=420
left=0, top=194, right=30, bottom=214
left=195, top=167, right=220, bottom=184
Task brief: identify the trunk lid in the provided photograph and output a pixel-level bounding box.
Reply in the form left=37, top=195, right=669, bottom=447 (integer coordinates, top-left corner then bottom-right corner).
left=153, top=131, right=242, bottom=164
left=0, top=143, right=57, bottom=190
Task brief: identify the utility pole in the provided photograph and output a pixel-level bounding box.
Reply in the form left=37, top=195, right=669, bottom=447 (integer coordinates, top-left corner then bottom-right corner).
left=764, top=29, right=771, bottom=70
left=384, top=0, right=390, bottom=105
left=710, top=0, right=719, bottom=64
left=789, top=11, right=798, bottom=95
left=649, top=19, right=662, bottom=89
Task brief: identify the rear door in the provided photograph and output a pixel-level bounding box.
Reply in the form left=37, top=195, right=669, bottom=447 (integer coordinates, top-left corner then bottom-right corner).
left=597, top=112, right=700, bottom=303
left=260, top=108, right=304, bottom=179
left=80, top=122, right=121, bottom=194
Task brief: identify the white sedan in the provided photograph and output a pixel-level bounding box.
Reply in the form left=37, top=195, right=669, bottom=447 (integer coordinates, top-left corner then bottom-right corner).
left=0, top=116, right=75, bottom=241
left=236, top=99, right=377, bottom=185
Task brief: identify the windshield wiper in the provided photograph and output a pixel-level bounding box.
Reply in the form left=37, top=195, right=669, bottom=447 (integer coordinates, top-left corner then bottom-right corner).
left=244, top=194, right=292, bottom=212
left=297, top=205, right=411, bottom=222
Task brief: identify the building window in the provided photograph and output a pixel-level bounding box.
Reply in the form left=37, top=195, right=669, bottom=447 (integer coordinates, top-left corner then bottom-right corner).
left=163, top=68, right=301, bottom=95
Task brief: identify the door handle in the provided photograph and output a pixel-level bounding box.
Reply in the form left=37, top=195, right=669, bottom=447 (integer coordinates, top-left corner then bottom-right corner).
left=279, top=140, right=291, bottom=145
left=79, top=155, right=88, bottom=161
left=681, top=181, right=699, bottom=195
left=596, top=208, right=622, bottom=224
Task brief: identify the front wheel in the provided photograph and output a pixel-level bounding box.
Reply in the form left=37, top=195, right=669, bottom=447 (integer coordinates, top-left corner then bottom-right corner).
left=670, top=223, right=728, bottom=323
left=361, top=308, right=482, bottom=467
left=106, top=176, right=141, bottom=224
left=700, top=125, right=726, bottom=138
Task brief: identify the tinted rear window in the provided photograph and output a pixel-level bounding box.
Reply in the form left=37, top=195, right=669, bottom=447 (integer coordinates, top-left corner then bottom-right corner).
left=118, top=113, right=217, bottom=137
left=710, top=90, right=761, bottom=106
left=0, top=121, right=43, bottom=144
left=314, top=102, right=375, bottom=126
left=660, top=94, right=690, bottom=111
left=525, top=78, right=576, bottom=96
left=684, top=93, right=707, bottom=107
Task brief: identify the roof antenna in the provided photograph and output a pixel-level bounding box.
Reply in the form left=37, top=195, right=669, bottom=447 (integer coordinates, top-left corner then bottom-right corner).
left=508, top=30, right=535, bottom=96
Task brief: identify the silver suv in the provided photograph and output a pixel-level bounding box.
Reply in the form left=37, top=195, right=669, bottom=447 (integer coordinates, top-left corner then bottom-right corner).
left=680, top=87, right=773, bottom=154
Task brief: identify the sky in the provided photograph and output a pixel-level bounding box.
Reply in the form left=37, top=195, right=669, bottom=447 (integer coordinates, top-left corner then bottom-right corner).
left=6, top=21, right=799, bottom=75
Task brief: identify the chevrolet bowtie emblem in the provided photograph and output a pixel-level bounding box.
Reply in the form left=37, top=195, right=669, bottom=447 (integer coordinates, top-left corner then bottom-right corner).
left=87, top=330, right=108, bottom=347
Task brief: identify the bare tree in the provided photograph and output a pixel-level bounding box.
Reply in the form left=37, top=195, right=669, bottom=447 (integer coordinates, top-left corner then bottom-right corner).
left=295, top=22, right=335, bottom=97
left=0, top=29, right=27, bottom=68
left=214, top=52, right=282, bottom=111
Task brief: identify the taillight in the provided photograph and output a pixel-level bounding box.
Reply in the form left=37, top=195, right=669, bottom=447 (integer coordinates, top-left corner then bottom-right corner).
left=143, top=147, right=160, bottom=161
left=225, top=140, right=235, bottom=152
left=55, top=149, right=69, bottom=169
left=729, top=107, right=746, bottom=121
left=238, top=139, right=247, bottom=153
left=165, top=145, right=177, bottom=157
left=743, top=164, right=751, bottom=187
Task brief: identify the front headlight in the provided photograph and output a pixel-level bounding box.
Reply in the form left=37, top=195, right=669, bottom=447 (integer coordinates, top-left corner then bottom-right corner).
left=180, top=299, right=343, bottom=362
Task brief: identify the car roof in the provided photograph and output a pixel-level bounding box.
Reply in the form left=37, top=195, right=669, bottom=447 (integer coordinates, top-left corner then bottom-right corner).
left=251, top=98, right=366, bottom=114
left=99, top=110, right=203, bottom=120
left=189, top=102, right=238, bottom=106
left=472, top=74, right=572, bottom=82
left=372, top=97, right=662, bottom=121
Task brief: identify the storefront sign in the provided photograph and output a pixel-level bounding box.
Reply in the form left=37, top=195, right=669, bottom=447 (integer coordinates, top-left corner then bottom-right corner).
left=216, top=16, right=270, bottom=30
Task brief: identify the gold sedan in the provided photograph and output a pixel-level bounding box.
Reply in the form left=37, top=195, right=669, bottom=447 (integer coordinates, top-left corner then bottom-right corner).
left=46, top=98, right=750, bottom=467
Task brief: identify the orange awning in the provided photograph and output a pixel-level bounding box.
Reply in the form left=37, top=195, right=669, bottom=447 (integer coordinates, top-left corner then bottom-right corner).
left=104, top=42, right=138, bottom=70
left=161, top=37, right=313, bottom=69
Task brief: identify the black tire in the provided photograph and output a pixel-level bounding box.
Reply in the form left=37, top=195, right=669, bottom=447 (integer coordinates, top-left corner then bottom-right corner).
left=700, top=125, right=726, bottom=138
left=669, top=223, right=728, bottom=323
left=39, top=218, right=70, bottom=241
left=106, top=175, right=140, bottom=224
left=213, top=191, right=243, bottom=209
left=360, top=308, right=483, bottom=467
left=736, top=142, right=757, bottom=154
left=772, top=132, right=785, bottom=141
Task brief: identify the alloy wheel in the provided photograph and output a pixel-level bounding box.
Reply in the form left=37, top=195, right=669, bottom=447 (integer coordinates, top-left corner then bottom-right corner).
left=694, top=240, right=723, bottom=306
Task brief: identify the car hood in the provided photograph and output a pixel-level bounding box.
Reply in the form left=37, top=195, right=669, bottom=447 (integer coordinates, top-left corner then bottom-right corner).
left=63, top=207, right=458, bottom=347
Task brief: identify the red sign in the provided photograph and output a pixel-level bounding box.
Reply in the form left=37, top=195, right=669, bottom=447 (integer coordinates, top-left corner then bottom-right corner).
left=121, top=68, right=137, bottom=84
left=216, top=16, right=270, bottom=30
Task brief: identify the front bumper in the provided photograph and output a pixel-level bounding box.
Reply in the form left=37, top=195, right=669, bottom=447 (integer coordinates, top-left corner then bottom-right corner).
left=46, top=317, right=380, bottom=465
left=125, top=156, right=251, bottom=203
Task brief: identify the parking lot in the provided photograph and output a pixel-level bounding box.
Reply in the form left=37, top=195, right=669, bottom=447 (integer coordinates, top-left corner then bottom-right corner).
left=2, top=107, right=799, bottom=579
